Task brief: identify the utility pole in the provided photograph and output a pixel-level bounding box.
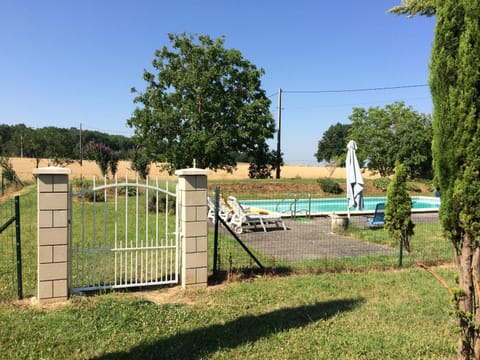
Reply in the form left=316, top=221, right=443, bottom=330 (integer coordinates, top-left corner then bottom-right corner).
left=79, top=123, right=83, bottom=166
left=20, top=134, right=23, bottom=158
left=275, top=88, right=282, bottom=179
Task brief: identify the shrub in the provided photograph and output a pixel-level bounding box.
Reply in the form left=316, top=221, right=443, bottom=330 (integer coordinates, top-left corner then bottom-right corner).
left=130, top=145, right=151, bottom=180
left=82, top=141, right=119, bottom=178
left=317, top=178, right=343, bottom=194
left=81, top=190, right=106, bottom=202
left=406, top=183, right=422, bottom=193
left=149, top=193, right=176, bottom=214
left=70, top=177, right=93, bottom=193
left=0, top=156, right=23, bottom=189
left=373, top=178, right=391, bottom=192
left=117, top=186, right=137, bottom=197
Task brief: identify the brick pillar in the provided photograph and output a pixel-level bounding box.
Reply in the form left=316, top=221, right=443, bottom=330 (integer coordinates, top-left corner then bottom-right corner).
left=175, top=168, right=208, bottom=288
left=32, top=166, right=71, bottom=303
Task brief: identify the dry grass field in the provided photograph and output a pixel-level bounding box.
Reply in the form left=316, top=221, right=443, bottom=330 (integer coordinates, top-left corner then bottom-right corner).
left=9, top=157, right=380, bottom=182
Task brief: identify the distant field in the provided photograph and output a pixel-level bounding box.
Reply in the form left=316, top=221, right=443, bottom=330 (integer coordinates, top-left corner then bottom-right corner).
left=9, top=157, right=381, bottom=182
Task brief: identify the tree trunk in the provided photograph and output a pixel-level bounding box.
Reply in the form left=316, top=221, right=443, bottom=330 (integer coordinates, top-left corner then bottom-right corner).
left=472, top=246, right=480, bottom=359
left=458, top=234, right=474, bottom=358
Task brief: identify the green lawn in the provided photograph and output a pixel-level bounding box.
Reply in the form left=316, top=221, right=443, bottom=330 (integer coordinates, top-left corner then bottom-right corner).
left=345, top=220, right=453, bottom=266
left=0, top=267, right=457, bottom=359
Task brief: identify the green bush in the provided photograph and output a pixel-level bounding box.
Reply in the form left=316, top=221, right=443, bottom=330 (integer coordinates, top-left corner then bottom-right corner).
left=317, top=178, right=343, bottom=194
left=0, top=156, right=23, bottom=188
left=149, top=193, right=176, bottom=214
left=81, top=190, right=106, bottom=202
left=70, top=177, right=92, bottom=193
left=117, top=186, right=137, bottom=197
left=406, top=183, right=422, bottom=193
left=373, top=178, right=391, bottom=192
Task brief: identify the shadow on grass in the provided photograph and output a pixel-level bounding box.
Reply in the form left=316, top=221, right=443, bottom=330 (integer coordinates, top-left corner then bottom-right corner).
left=208, top=266, right=294, bottom=285
left=95, top=297, right=364, bottom=359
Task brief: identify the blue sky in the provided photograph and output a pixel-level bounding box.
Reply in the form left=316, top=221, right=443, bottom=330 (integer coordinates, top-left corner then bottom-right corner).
left=1, top=1, right=435, bottom=165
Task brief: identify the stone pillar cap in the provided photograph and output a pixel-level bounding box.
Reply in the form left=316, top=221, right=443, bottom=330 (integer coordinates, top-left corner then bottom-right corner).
left=33, top=166, right=72, bottom=175
left=175, top=168, right=208, bottom=176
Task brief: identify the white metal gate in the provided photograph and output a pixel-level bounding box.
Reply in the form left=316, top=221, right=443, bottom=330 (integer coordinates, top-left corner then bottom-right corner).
left=68, top=174, right=178, bottom=294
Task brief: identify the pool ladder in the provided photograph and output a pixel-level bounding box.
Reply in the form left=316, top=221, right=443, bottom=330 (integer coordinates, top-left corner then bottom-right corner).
left=276, top=192, right=312, bottom=219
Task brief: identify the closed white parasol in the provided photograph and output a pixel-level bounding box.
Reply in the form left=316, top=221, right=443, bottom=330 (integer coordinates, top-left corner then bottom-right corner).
left=346, top=140, right=364, bottom=216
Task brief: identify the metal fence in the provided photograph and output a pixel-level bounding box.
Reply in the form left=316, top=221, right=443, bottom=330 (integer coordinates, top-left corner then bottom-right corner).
left=208, top=190, right=453, bottom=275
left=0, top=190, right=37, bottom=301
left=0, top=195, right=21, bottom=300
left=0, top=183, right=454, bottom=300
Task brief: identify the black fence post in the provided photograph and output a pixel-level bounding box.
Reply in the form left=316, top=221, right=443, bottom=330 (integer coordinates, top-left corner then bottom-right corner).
left=399, top=238, right=403, bottom=268
left=212, top=186, right=220, bottom=274
left=15, top=195, right=23, bottom=299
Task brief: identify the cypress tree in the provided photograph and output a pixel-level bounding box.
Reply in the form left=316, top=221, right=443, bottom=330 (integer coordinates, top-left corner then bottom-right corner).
left=431, top=0, right=480, bottom=357
left=385, top=163, right=414, bottom=252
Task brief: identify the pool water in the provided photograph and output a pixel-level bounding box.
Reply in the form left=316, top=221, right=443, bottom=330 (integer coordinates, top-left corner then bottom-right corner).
left=242, top=196, right=440, bottom=215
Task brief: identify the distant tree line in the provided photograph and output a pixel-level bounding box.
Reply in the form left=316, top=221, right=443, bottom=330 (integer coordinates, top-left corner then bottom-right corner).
left=0, top=124, right=135, bottom=164
left=0, top=123, right=275, bottom=179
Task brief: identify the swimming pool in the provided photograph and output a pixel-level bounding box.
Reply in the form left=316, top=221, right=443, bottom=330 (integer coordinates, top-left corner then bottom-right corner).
left=241, top=196, right=440, bottom=215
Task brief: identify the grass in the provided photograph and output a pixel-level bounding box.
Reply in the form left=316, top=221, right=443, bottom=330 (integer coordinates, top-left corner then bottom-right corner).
left=345, top=221, right=453, bottom=266
left=0, top=267, right=457, bottom=359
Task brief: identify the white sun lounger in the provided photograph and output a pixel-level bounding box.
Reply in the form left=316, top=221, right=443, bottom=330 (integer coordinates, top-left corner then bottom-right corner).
left=227, top=196, right=286, bottom=234
left=207, top=196, right=233, bottom=224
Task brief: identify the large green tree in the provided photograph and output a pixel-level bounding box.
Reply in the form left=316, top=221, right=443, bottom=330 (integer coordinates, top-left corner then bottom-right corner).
left=315, top=122, right=351, bottom=166
left=127, top=33, right=275, bottom=174
left=348, top=102, right=432, bottom=178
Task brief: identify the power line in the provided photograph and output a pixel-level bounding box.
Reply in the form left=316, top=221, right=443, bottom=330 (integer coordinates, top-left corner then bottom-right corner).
left=283, top=84, right=429, bottom=94
left=280, top=96, right=432, bottom=111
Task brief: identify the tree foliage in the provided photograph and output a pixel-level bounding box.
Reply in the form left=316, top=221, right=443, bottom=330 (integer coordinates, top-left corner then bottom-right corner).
left=0, top=156, right=22, bottom=189
left=315, top=123, right=351, bottom=166
left=130, top=144, right=151, bottom=180
left=82, top=141, right=119, bottom=178
left=385, top=163, right=414, bottom=250
left=0, top=124, right=134, bottom=163
left=348, top=102, right=432, bottom=178
left=388, top=0, right=436, bottom=18
left=127, top=33, right=275, bottom=174
left=248, top=148, right=282, bottom=179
